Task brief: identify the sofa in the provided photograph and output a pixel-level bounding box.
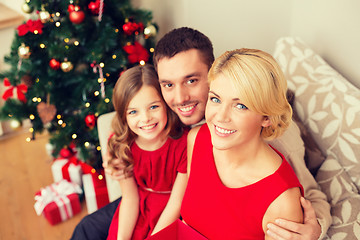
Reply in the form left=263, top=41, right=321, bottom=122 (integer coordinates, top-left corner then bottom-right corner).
left=274, top=37, right=360, bottom=239
left=97, top=37, right=360, bottom=239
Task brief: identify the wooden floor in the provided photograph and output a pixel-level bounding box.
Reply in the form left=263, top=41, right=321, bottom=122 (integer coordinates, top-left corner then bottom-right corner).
left=0, top=130, right=88, bottom=240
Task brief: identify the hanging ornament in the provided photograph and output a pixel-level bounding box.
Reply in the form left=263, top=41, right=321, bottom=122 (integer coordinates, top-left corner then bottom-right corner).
left=10, top=119, right=22, bottom=130
left=69, top=6, right=85, bottom=24
left=2, top=78, right=28, bottom=103
left=91, top=61, right=105, bottom=98
left=123, top=41, right=150, bottom=64
left=67, top=4, right=75, bottom=13
left=37, top=102, right=57, bottom=125
left=18, top=43, right=31, bottom=59
left=49, top=58, right=61, bottom=70
left=122, top=20, right=143, bottom=35
left=88, top=0, right=100, bottom=14
left=21, top=74, right=34, bottom=88
left=39, top=7, right=51, bottom=23
left=144, top=24, right=157, bottom=38
left=17, top=19, right=44, bottom=36
left=85, top=114, right=97, bottom=129
left=61, top=59, right=74, bottom=72
left=21, top=2, right=34, bottom=14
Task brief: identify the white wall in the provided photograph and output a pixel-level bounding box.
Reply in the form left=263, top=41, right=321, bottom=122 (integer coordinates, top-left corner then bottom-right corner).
left=1, top=0, right=360, bottom=88
left=133, top=0, right=360, bottom=89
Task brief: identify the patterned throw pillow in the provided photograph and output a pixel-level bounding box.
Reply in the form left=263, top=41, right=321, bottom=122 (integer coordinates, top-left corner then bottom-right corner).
left=274, top=37, right=360, bottom=189
left=316, top=157, right=360, bottom=239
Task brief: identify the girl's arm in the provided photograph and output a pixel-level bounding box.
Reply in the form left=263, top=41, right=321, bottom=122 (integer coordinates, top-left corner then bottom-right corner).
left=186, top=126, right=201, bottom=177
left=117, top=176, right=139, bottom=240
left=150, top=172, right=188, bottom=235
left=263, top=187, right=303, bottom=240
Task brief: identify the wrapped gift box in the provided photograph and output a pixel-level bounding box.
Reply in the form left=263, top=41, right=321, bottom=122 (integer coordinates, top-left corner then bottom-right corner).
left=34, top=179, right=82, bottom=225
left=51, top=156, right=82, bottom=187
left=148, top=219, right=207, bottom=239
left=82, top=168, right=109, bottom=214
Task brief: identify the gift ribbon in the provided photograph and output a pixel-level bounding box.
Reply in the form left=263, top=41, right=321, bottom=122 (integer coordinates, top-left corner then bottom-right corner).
left=2, top=78, right=28, bottom=103
left=34, top=180, right=82, bottom=220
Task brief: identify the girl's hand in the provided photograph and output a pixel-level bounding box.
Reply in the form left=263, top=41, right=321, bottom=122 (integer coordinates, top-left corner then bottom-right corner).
left=103, top=155, right=127, bottom=181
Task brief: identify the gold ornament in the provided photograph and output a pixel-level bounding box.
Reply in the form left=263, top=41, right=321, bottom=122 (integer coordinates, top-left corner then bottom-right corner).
left=18, top=43, right=31, bottom=59
left=10, top=119, right=21, bottom=130
left=61, top=60, right=74, bottom=72
left=21, top=2, right=34, bottom=14
left=144, top=24, right=157, bottom=38
left=39, top=8, right=51, bottom=23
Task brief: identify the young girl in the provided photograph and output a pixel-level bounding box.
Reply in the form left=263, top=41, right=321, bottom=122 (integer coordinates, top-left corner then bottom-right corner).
left=106, top=65, right=188, bottom=240
left=181, top=48, right=304, bottom=239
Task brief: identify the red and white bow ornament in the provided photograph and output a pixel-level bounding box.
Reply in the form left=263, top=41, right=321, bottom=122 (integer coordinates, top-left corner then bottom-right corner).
left=2, top=78, right=28, bottom=103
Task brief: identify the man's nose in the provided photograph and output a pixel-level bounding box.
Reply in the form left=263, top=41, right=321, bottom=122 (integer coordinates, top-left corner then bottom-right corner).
left=174, top=86, right=190, bottom=104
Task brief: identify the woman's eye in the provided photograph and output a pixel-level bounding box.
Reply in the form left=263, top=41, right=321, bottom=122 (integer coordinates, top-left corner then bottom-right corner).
left=150, top=105, right=159, bottom=110
left=128, top=110, right=137, bottom=115
left=210, top=97, right=220, bottom=103
left=236, top=103, right=248, bottom=110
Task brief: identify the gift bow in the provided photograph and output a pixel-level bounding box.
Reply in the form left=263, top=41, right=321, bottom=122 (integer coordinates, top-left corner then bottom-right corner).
left=2, top=78, right=28, bottom=103
left=34, top=179, right=82, bottom=218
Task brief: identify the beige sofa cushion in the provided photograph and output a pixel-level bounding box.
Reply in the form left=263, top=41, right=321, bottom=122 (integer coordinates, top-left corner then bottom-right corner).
left=274, top=37, right=360, bottom=189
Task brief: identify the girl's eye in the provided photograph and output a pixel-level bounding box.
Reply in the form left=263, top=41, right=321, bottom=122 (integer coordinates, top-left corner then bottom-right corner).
left=150, top=105, right=159, bottom=110
left=210, top=97, right=220, bottom=103
left=128, top=110, right=137, bottom=115
left=236, top=103, right=248, bottom=110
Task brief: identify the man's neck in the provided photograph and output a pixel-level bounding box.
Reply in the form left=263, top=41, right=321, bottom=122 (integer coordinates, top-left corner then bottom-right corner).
left=190, top=119, right=206, bottom=128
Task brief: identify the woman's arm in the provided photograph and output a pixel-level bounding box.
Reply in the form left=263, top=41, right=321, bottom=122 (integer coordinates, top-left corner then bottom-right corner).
left=263, top=187, right=303, bottom=240
left=151, top=172, right=188, bottom=235
left=117, top=176, right=139, bottom=240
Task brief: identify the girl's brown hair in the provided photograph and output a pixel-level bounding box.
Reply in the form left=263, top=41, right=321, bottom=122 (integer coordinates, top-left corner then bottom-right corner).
left=107, top=64, right=183, bottom=177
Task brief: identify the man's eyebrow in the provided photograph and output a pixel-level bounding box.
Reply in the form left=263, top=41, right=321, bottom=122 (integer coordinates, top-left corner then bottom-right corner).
left=159, top=72, right=202, bottom=83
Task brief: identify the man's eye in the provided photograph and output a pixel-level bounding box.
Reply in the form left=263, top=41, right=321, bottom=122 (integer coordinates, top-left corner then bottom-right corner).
left=210, top=97, right=220, bottom=103
left=128, top=110, right=137, bottom=115
left=187, top=79, right=197, bottom=84
left=236, top=103, right=248, bottom=110
left=163, top=83, right=173, bottom=88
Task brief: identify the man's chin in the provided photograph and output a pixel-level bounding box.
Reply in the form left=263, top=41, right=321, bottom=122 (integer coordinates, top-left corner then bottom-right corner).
left=178, top=114, right=203, bottom=126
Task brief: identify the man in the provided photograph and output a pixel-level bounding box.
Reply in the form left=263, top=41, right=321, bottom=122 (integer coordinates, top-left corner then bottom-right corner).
left=71, top=27, right=331, bottom=240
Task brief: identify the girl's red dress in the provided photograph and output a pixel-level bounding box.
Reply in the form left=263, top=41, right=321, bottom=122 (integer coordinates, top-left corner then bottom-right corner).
left=181, top=124, right=303, bottom=240
left=107, top=131, right=188, bottom=240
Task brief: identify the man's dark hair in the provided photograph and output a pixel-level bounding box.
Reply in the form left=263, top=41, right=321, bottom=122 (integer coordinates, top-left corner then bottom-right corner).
left=153, top=27, right=214, bottom=70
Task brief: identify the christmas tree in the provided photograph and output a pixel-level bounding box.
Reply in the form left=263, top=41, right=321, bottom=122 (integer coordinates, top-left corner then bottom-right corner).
left=0, top=0, right=157, bottom=168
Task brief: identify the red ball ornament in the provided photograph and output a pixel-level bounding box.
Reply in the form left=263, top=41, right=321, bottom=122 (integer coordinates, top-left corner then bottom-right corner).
left=69, top=7, right=85, bottom=24
left=49, top=58, right=61, bottom=70
left=59, top=147, right=72, bottom=158
left=85, top=114, right=97, bottom=128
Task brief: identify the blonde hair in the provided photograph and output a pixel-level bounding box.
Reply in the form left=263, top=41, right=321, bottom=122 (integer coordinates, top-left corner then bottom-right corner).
left=108, top=65, right=182, bottom=177
left=208, top=48, right=292, bottom=140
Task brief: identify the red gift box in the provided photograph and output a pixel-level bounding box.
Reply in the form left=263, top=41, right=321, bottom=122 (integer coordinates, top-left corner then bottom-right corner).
left=51, top=156, right=83, bottom=187
left=148, top=219, right=207, bottom=240
left=34, top=179, right=82, bottom=225
left=82, top=167, right=109, bottom=214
